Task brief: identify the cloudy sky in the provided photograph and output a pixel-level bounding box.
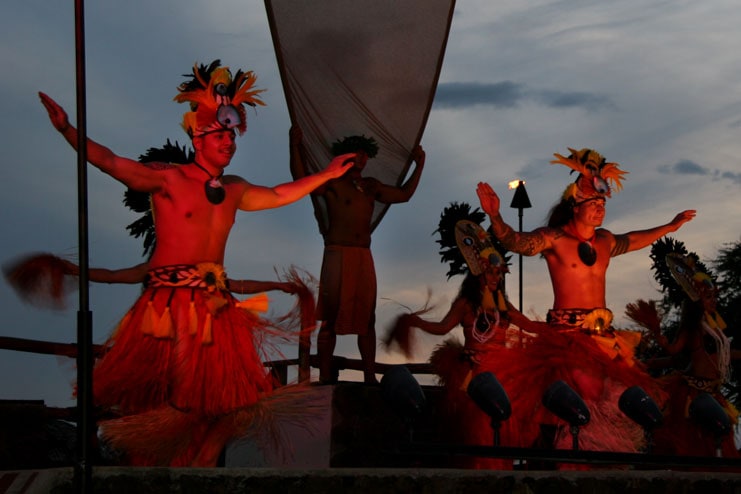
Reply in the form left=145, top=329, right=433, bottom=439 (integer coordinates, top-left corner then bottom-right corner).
left=1, top=0, right=740, bottom=407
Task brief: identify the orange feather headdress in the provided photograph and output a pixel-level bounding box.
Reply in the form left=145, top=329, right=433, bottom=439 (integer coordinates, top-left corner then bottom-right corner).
left=551, top=147, right=628, bottom=204
left=174, top=60, right=266, bottom=138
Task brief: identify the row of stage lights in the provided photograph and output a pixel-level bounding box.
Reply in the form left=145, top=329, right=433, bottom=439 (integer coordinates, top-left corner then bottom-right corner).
left=380, top=365, right=733, bottom=457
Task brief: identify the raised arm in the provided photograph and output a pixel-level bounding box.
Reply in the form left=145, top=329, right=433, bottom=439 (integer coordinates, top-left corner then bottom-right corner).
left=476, top=182, right=550, bottom=256
left=611, top=210, right=696, bottom=256
left=238, top=152, right=354, bottom=211
left=289, top=125, right=309, bottom=180
left=39, top=92, right=165, bottom=192
left=373, top=145, right=426, bottom=204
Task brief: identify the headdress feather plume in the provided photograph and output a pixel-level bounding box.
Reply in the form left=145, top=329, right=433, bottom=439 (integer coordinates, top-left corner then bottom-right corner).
left=551, top=147, right=628, bottom=202
left=174, top=60, right=265, bottom=137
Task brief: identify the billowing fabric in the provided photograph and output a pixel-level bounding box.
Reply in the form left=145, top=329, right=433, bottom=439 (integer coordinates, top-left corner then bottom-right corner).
left=316, top=245, right=376, bottom=335
left=266, top=0, right=455, bottom=233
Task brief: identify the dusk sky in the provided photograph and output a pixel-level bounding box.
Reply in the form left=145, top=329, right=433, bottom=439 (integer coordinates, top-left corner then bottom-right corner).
left=1, top=0, right=740, bottom=407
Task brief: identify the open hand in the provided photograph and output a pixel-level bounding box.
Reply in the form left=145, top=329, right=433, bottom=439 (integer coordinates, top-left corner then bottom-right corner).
left=476, top=182, right=502, bottom=217
left=38, top=92, right=70, bottom=133
left=325, top=152, right=355, bottom=178
left=669, top=210, right=696, bottom=231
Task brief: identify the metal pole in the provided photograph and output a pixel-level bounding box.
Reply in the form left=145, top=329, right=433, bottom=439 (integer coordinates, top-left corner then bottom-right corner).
left=509, top=180, right=530, bottom=313
left=518, top=209, right=523, bottom=312
left=73, top=0, right=94, bottom=492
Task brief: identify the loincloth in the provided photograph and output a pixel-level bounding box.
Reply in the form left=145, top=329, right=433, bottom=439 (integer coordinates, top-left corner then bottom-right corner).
left=317, top=245, right=376, bottom=335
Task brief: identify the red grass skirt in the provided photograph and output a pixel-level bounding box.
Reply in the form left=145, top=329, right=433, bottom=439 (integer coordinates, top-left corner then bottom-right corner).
left=94, top=286, right=275, bottom=416
left=467, top=329, right=665, bottom=454
left=433, top=330, right=666, bottom=460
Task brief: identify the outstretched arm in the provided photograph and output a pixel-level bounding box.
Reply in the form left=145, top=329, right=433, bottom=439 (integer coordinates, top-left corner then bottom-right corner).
left=405, top=296, right=467, bottom=336
left=61, top=261, right=150, bottom=284
left=67, top=258, right=297, bottom=294
left=374, top=145, right=426, bottom=204
left=477, top=182, right=550, bottom=256
left=612, top=210, right=696, bottom=256
left=228, top=279, right=298, bottom=295
left=383, top=297, right=465, bottom=358
left=39, top=92, right=165, bottom=192
left=239, top=152, right=354, bottom=211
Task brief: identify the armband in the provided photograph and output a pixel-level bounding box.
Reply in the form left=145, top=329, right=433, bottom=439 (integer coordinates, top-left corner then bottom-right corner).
left=611, top=234, right=629, bottom=257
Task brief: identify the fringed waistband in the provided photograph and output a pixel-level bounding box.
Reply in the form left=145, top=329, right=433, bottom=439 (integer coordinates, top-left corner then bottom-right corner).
left=547, top=307, right=614, bottom=336
left=147, top=263, right=227, bottom=291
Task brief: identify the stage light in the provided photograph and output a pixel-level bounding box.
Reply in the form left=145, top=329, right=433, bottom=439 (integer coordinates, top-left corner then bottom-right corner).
left=381, top=365, right=426, bottom=424
left=467, top=371, right=511, bottom=446
left=542, top=380, right=590, bottom=450
left=618, top=386, right=663, bottom=453
left=618, top=386, right=663, bottom=430
left=689, top=392, right=731, bottom=457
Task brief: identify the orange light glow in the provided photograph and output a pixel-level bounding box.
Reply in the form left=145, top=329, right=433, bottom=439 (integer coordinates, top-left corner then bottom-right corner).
left=508, top=179, right=525, bottom=190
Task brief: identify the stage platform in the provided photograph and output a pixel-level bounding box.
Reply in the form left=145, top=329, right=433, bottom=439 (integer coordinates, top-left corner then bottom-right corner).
left=3, top=382, right=741, bottom=493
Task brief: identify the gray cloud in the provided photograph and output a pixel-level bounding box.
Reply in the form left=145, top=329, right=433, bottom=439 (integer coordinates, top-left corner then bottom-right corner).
left=433, top=81, right=614, bottom=112
left=659, top=159, right=741, bottom=184
left=720, top=170, right=741, bottom=184
left=434, top=81, right=525, bottom=108
left=531, top=89, right=615, bottom=111
left=671, top=159, right=709, bottom=175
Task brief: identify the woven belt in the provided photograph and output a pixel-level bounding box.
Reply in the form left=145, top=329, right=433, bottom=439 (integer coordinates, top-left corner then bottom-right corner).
left=147, top=263, right=227, bottom=291
left=547, top=308, right=614, bottom=335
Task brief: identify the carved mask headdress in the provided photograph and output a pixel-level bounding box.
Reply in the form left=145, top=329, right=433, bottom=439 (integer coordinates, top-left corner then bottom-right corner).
left=436, top=202, right=511, bottom=338
left=436, top=202, right=509, bottom=279
left=649, top=237, right=729, bottom=379
left=173, top=60, right=265, bottom=204
left=551, top=148, right=628, bottom=205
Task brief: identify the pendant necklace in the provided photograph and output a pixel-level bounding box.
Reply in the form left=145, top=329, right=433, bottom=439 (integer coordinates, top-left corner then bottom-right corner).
left=192, top=161, right=225, bottom=205
left=566, top=225, right=597, bottom=266
left=472, top=309, right=499, bottom=343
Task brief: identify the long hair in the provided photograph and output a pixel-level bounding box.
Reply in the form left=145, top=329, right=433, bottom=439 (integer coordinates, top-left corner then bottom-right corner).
left=546, top=198, right=574, bottom=228
left=458, top=272, right=483, bottom=308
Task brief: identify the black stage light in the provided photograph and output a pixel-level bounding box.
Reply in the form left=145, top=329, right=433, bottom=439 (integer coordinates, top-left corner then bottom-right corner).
left=381, top=365, right=426, bottom=421
left=618, top=385, right=663, bottom=453
left=619, top=385, right=663, bottom=430
left=467, top=371, right=511, bottom=446
left=689, top=392, right=731, bottom=457
left=542, top=380, right=590, bottom=450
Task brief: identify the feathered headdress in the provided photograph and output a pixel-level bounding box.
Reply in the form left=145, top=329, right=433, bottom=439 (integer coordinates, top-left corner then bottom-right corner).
left=174, top=60, right=266, bottom=138
left=648, top=237, right=729, bottom=377
left=650, top=237, right=715, bottom=308
left=124, top=139, right=194, bottom=258
left=551, top=147, right=628, bottom=204
left=435, top=202, right=509, bottom=279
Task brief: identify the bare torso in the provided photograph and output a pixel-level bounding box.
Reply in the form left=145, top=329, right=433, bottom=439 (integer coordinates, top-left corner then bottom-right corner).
left=321, top=175, right=377, bottom=247
left=543, top=227, right=611, bottom=309
left=148, top=165, right=245, bottom=268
